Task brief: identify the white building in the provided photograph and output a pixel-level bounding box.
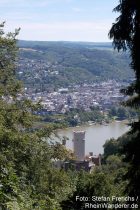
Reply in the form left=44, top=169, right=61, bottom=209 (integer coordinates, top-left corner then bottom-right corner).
left=73, top=131, right=85, bottom=161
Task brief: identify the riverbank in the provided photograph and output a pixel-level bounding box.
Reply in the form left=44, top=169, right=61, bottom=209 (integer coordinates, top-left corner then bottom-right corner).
left=56, top=118, right=129, bottom=131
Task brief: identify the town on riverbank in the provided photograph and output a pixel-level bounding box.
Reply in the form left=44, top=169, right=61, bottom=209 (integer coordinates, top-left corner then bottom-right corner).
left=17, top=80, right=137, bottom=127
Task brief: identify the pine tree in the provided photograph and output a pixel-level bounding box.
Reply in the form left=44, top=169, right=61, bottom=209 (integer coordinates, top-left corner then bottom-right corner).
left=109, top=0, right=140, bottom=203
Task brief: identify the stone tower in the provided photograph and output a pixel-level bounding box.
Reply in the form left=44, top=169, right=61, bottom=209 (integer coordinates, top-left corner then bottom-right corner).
left=73, top=131, right=85, bottom=161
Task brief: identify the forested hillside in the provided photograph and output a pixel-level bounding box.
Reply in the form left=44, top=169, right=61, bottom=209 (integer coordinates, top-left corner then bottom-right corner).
left=17, top=41, right=133, bottom=90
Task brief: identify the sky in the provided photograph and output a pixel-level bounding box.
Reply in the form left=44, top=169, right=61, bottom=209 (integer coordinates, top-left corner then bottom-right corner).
left=0, top=0, right=119, bottom=42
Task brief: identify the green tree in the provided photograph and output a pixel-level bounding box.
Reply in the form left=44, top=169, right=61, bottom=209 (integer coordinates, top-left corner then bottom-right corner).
left=61, top=170, right=112, bottom=210
left=117, top=107, right=128, bottom=119
left=0, top=23, right=74, bottom=209
left=103, top=138, right=119, bottom=160
left=109, top=106, right=117, bottom=117
left=109, top=0, right=140, bottom=203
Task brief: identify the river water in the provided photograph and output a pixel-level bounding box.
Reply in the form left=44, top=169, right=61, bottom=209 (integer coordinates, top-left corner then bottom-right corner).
left=56, top=121, right=130, bottom=155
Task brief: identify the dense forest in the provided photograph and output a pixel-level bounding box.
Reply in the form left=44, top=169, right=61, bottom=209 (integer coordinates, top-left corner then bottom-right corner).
left=17, top=41, right=134, bottom=90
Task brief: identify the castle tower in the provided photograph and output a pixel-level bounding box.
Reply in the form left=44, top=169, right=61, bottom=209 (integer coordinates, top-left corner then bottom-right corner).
left=73, top=131, right=85, bottom=161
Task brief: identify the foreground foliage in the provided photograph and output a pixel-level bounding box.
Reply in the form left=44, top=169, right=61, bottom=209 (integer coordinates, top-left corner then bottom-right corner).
left=0, top=23, right=75, bottom=210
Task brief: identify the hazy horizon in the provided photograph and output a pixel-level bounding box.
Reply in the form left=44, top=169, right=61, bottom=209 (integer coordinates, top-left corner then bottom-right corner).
left=18, top=39, right=112, bottom=43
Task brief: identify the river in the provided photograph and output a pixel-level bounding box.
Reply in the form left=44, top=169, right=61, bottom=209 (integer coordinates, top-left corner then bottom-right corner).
left=55, top=121, right=130, bottom=155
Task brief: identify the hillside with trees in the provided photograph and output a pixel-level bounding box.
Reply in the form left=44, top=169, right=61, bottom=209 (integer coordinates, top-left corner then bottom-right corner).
left=17, top=41, right=133, bottom=90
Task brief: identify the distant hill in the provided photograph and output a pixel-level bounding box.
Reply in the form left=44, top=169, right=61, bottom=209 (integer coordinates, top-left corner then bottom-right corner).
left=17, top=41, right=134, bottom=90
left=18, top=40, right=113, bottom=50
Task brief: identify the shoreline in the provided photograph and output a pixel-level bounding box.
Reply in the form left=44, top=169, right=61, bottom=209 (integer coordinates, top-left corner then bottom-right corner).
left=57, top=119, right=130, bottom=131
